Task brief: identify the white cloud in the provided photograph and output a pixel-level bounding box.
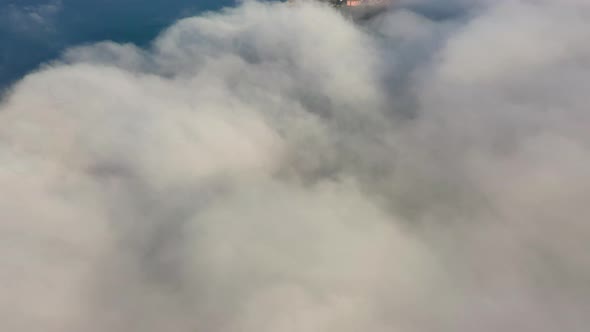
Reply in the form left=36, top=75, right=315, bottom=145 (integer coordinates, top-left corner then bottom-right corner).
left=1, top=1, right=589, bottom=331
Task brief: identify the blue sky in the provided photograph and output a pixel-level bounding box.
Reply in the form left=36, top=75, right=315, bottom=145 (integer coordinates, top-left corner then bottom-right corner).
left=0, top=0, right=236, bottom=90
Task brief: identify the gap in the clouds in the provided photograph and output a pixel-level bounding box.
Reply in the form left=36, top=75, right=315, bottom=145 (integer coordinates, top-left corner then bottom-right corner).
left=0, top=0, right=241, bottom=92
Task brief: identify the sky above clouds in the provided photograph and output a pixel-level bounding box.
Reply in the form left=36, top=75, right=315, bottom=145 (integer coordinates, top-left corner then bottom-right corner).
left=1, top=1, right=590, bottom=331
left=0, top=0, right=234, bottom=90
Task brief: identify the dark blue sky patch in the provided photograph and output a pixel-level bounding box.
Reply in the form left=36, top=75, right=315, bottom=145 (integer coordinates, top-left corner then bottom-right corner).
left=0, top=0, right=235, bottom=91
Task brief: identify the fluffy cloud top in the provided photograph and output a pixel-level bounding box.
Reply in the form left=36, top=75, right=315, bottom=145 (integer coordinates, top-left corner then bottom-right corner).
left=1, top=1, right=589, bottom=331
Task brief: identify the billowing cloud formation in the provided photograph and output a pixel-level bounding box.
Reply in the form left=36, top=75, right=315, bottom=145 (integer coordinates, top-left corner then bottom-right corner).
left=1, top=1, right=590, bottom=331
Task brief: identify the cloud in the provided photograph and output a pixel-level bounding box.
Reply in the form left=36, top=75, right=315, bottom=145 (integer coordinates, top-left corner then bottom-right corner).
left=1, top=1, right=589, bottom=331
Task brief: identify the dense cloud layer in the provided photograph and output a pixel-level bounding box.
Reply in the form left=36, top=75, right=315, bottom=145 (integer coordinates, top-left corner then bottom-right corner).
left=1, top=1, right=590, bottom=331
